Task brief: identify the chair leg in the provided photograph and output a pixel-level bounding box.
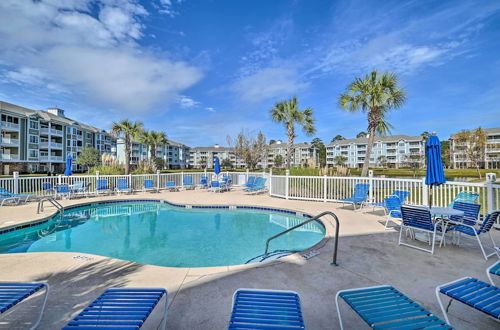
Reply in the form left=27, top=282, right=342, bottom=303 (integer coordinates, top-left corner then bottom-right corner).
left=335, top=292, right=345, bottom=330
left=398, top=225, right=404, bottom=246
left=489, top=232, right=499, bottom=258
left=475, top=233, right=488, bottom=260
left=435, top=289, right=451, bottom=325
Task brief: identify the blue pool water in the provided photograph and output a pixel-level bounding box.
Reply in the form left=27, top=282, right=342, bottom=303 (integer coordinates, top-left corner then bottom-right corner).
left=0, top=202, right=325, bottom=267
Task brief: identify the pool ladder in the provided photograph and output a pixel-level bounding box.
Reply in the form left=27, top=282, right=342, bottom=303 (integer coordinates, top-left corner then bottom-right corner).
left=37, top=197, right=64, bottom=217
left=264, top=211, right=340, bottom=266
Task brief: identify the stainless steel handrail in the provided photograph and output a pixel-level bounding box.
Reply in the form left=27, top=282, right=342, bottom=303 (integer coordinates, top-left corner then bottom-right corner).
left=264, top=211, right=340, bottom=266
left=37, top=197, right=64, bottom=217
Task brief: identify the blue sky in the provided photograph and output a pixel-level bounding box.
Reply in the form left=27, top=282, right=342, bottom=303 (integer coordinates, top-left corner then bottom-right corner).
left=0, top=0, right=499, bottom=147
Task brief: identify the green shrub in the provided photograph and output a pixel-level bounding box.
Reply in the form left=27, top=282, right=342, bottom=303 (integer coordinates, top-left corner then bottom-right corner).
left=89, top=165, right=125, bottom=175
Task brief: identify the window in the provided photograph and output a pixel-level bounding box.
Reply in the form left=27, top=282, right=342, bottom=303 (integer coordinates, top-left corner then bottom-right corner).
left=29, top=149, right=38, bottom=158
left=30, top=121, right=39, bottom=129
left=29, top=135, right=39, bottom=144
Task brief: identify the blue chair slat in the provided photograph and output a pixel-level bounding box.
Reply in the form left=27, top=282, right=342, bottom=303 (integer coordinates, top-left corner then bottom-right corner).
left=183, top=176, right=193, bottom=185
left=490, top=262, right=500, bottom=276
left=56, top=184, right=70, bottom=193
left=144, top=180, right=154, bottom=188
left=448, top=202, right=480, bottom=225
left=401, top=206, right=434, bottom=231
left=229, top=290, right=304, bottom=329
left=97, top=179, right=110, bottom=190
left=450, top=192, right=479, bottom=207
left=0, top=282, right=46, bottom=314
left=439, top=277, right=500, bottom=319
left=63, top=288, right=166, bottom=329
left=117, top=179, right=129, bottom=190
left=338, top=286, right=451, bottom=329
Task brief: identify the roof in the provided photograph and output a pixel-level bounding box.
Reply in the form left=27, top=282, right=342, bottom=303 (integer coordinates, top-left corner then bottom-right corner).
left=327, top=135, right=424, bottom=147
left=450, top=127, right=500, bottom=138
left=191, top=143, right=317, bottom=152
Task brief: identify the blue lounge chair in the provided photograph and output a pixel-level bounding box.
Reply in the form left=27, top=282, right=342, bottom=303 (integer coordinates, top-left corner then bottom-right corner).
left=0, top=187, right=31, bottom=203
left=69, top=182, right=85, bottom=196
left=340, top=183, right=369, bottom=210
left=183, top=176, right=195, bottom=190
left=438, top=202, right=481, bottom=247
left=116, top=178, right=132, bottom=194
left=244, top=177, right=267, bottom=194
left=221, top=176, right=232, bottom=191
left=442, top=211, right=499, bottom=260
left=62, top=288, right=168, bottom=330
left=383, top=196, right=403, bottom=230
left=337, top=285, right=452, bottom=330
left=198, top=176, right=208, bottom=189
left=210, top=180, right=222, bottom=193
left=55, top=184, right=71, bottom=199
left=143, top=179, right=158, bottom=193
left=96, top=179, right=111, bottom=195
left=0, top=281, right=49, bottom=330
left=166, top=181, right=179, bottom=192
left=244, top=176, right=256, bottom=188
left=487, top=260, right=500, bottom=286
left=436, top=277, right=499, bottom=324
left=229, top=289, right=305, bottom=329
left=369, top=190, right=410, bottom=213
left=449, top=192, right=479, bottom=207
left=399, top=205, right=444, bottom=255
left=0, top=195, right=19, bottom=206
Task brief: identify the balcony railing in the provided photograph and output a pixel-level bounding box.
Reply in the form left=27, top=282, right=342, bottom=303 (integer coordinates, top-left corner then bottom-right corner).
left=39, top=156, right=64, bottom=162
left=1, top=121, right=20, bottom=130
left=1, top=138, right=20, bottom=145
left=39, top=142, right=63, bottom=149
left=40, top=128, right=63, bottom=135
left=1, top=153, right=19, bottom=160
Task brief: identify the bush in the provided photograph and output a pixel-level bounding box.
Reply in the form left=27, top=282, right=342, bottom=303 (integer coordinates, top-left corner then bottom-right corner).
left=89, top=165, right=125, bottom=175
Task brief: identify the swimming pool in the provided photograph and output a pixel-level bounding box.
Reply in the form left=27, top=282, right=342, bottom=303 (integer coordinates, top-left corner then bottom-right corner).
left=0, top=201, right=325, bottom=267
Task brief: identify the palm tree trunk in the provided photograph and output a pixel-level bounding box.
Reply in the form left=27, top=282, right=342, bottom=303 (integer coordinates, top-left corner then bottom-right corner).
left=124, top=135, right=130, bottom=175
left=361, top=128, right=376, bottom=176
left=286, top=123, right=294, bottom=169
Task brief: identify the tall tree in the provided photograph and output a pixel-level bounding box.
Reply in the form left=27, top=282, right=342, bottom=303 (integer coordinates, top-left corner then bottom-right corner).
left=334, top=155, right=347, bottom=166
left=356, top=131, right=368, bottom=138
left=421, top=131, right=431, bottom=142
left=76, top=147, right=100, bottom=173
left=454, top=127, right=487, bottom=178
left=270, top=97, right=316, bottom=168
left=339, top=71, right=406, bottom=176
left=111, top=120, right=144, bottom=174
left=231, top=130, right=268, bottom=169
left=331, top=135, right=345, bottom=143
left=311, top=137, right=326, bottom=167
left=138, top=130, right=167, bottom=169
left=274, top=154, right=283, bottom=169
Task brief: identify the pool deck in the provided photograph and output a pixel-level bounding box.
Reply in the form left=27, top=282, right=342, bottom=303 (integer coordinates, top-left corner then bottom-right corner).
left=0, top=188, right=499, bottom=329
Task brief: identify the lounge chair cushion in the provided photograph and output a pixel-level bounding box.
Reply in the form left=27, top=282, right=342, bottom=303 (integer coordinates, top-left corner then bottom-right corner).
left=0, top=282, right=46, bottom=314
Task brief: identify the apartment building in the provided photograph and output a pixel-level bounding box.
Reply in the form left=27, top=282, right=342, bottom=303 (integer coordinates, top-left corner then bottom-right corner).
left=189, top=141, right=319, bottom=169
left=450, top=127, right=500, bottom=169
left=116, top=138, right=190, bottom=169
left=326, top=135, right=425, bottom=168
left=0, top=101, right=116, bottom=175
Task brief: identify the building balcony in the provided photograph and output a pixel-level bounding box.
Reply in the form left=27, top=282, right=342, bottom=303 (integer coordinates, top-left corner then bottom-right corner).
left=40, top=141, right=63, bottom=149
left=1, top=137, right=20, bottom=145
left=40, top=155, right=64, bottom=162
left=1, top=153, right=19, bottom=160
left=40, top=127, right=64, bottom=136
left=1, top=121, right=20, bottom=130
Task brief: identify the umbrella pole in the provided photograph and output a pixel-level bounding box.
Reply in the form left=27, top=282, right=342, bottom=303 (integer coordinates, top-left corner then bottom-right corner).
left=428, top=186, right=433, bottom=208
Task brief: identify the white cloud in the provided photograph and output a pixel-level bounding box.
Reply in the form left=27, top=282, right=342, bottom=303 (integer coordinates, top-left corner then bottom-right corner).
left=0, top=0, right=202, bottom=113
left=178, top=95, right=200, bottom=108
left=231, top=67, right=309, bottom=103
left=205, top=107, right=215, bottom=112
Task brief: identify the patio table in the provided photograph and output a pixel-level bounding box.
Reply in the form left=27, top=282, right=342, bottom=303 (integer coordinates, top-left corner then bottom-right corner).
left=430, top=207, right=464, bottom=218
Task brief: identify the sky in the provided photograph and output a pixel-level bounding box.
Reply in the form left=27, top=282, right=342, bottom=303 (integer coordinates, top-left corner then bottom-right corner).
left=0, top=0, right=499, bottom=147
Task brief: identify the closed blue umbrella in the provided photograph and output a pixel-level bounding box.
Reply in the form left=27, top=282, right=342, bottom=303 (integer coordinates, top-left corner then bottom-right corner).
left=214, top=157, right=221, bottom=175
left=425, top=135, right=446, bottom=207
left=64, top=154, right=73, bottom=176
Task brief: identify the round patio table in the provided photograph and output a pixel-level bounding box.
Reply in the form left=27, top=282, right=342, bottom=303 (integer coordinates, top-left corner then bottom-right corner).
left=430, top=207, right=464, bottom=218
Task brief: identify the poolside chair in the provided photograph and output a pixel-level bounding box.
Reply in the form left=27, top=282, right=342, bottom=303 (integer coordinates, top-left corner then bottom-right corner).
left=383, top=196, right=403, bottom=230
left=399, top=205, right=444, bottom=255
left=0, top=281, right=49, bottom=330
left=69, top=181, right=87, bottom=197
left=183, top=176, right=195, bottom=190
left=244, top=177, right=267, bottom=194
left=487, top=260, right=500, bottom=286
left=116, top=178, right=132, bottom=194
left=210, top=180, right=222, bottom=193
left=442, top=211, right=499, bottom=260
left=449, top=191, right=479, bottom=207
left=55, top=184, right=71, bottom=200
left=368, top=190, right=410, bottom=213
left=0, top=187, right=31, bottom=203
left=143, top=179, right=158, bottom=193
left=340, top=183, right=369, bottom=210
left=95, top=179, right=112, bottom=195
left=0, top=195, right=19, bottom=206
left=62, top=288, right=168, bottom=330
left=221, top=176, right=232, bottom=191
left=244, top=176, right=256, bottom=188
left=229, top=289, right=305, bottom=329
left=198, top=176, right=208, bottom=189
left=436, top=277, right=499, bottom=325
left=165, top=181, right=179, bottom=192
left=337, top=285, right=452, bottom=330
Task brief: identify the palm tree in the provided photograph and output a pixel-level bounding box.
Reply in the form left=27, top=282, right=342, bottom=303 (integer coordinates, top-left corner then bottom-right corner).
left=339, top=70, right=406, bottom=176
left=111, top=120, right=144, bottom=174
left=270, top=97, right=316, bottom=168
left=139, top=130, right=167, bottom=168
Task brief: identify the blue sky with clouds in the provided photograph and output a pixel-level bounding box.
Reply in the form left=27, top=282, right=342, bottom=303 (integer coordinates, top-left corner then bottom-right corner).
left=0, top=0, right=499, bottom=146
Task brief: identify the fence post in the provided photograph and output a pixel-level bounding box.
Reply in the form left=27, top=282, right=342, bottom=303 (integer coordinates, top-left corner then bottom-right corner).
left=246, top=169, right=249, bottom=182
left=96, top=171, right=100, bottom=191
left=181, top=171, right=184, bottom=188
left=324, top=175, right=327, bottom=202
left=156, top=170, right=161, bottom=191
left=129, top=173, right=132, bottom=191
left=13, top=171, right=19, bottom=194
left=422, top=177, right=428, bottom=206
left=269, top=168, right=272, bottom=196
left=58, top=174, right=62, bottom=186
left=368, top=170, right=373, bottom=203
left=486, top=173, right=496, bottom=214
left=285, top=169, right=289, bottom=200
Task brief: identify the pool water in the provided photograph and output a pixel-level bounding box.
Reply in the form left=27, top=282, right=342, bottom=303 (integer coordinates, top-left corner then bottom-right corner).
left=0, top=202, right=325, bottom=267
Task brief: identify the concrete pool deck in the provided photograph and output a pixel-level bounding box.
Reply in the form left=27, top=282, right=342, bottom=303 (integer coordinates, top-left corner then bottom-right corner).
left=0, top=188, right=498, bottom=329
